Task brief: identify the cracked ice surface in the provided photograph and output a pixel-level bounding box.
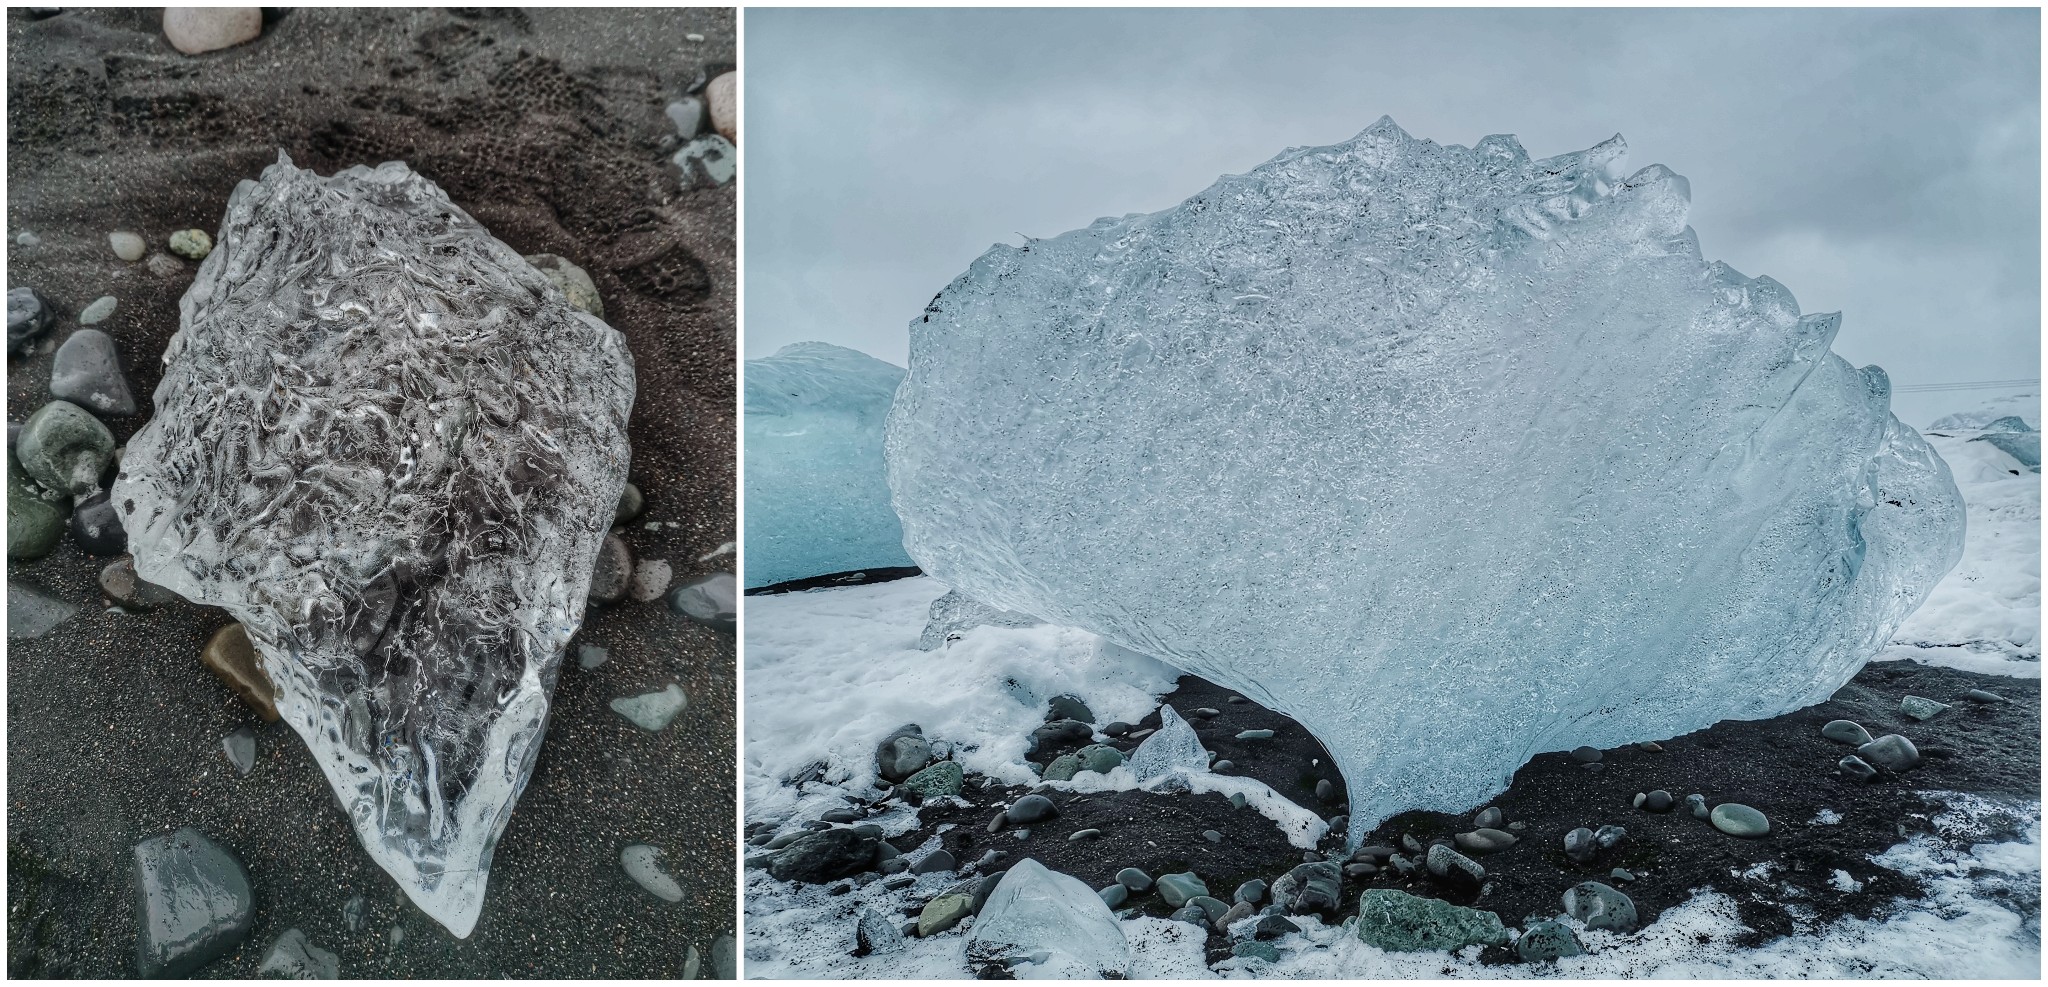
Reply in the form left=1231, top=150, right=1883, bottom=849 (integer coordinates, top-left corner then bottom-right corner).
left=115, top=154, right=634, bottom=936
left=887, top=118, right=1966, bottom=842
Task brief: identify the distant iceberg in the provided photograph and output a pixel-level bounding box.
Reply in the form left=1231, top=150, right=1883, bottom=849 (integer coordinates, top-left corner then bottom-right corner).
left=744, top=342, right=914, bottom=588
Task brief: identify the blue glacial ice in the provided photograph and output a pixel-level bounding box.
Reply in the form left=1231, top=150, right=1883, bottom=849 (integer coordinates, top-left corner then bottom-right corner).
left=886, top=118, right=1967, bottom=842
left=745, top=342, right=914, bottom=588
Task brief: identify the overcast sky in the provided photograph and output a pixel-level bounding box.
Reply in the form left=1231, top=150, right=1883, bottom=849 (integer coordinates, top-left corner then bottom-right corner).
left=745, top=7, right=2039, bottom=426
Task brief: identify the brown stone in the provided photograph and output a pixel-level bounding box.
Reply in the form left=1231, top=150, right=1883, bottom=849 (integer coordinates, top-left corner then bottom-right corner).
left=707, top=72, right=736, bottom=144
left=202, top=622, right=278, bottom=721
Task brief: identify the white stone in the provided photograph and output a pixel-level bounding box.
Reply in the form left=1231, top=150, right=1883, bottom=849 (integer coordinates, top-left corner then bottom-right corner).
left=108, top=231, right=145, bottom=261
left=163, top=7, right=261, bottom=55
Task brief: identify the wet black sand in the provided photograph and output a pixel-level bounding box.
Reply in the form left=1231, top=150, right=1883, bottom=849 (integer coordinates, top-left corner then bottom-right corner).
left=8, top=7, right=734, bottom=978
left=829, top=660, right=2038, bottom=965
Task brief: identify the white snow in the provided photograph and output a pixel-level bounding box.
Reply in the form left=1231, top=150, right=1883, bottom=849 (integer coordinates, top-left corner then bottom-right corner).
left=1879, top=426, right=2041, bottom=677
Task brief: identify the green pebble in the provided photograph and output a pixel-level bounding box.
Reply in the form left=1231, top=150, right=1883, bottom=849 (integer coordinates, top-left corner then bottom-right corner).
left=7, top=448, right=69, bottom=559
left=1042, top=753, right=1082, bottom=782
left=899, top=761, right=964, bottom=799
left=1710, top=802, right=1770, bottom=838
left=1075, top=743, right=1124, bottom=774
left=168, top=229, right=213, bottom=260
left=1355, top=889, right=1508, bottom=952
left=17, top=400, right=114, bottom=496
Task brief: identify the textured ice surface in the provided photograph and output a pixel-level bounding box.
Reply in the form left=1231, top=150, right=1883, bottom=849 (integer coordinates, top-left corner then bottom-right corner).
left=967, top=858, right=1131, bottom=978
left=114, top=154, right=634, bottom=936
left=887, top=118, right=1966, bottom=840
left=744, top=342, right=913, bottom=587
left=917, top=589, right=1042, bottom=650
left=1127, top=704, right=1209, bottom=784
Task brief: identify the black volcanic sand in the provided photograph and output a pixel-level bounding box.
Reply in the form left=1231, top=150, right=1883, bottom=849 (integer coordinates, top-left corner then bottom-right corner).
left=843, top=662, right=2037, bottom=965
left=7, top=8, right=734, bottom=979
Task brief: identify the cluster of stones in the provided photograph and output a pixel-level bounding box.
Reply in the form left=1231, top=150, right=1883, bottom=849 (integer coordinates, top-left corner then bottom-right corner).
left=669, top=69, right=739, bottom=186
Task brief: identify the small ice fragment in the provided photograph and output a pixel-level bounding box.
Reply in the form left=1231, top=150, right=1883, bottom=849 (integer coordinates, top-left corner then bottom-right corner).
left=611, top=683, right=688, bottom=731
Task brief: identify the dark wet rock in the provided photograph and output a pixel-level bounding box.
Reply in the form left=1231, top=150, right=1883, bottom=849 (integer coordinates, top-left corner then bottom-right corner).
left=1473, top=806, right=1502, bottom=829
left=667, top=572, right=737, bottom=631
left=49, top=328, right=137, bottom=417
left=258, top=927, right=339, bottom=979
left=1823, top=719, right=1874, bottom=746
left=1687, top=793, right=1710, bottom=820
left=1354, top=889, right=1507, bottom=953
left=1098, top=884, right=1128, bottom=908
left=1102, top=721, right=1132, bottom=737
left=8, top=286, right=54, bottom=354
left=1857, top=734, right=1922, bottom=772
left=1570, top=746, right=1603, bottom=763
left=1839, top=755, right=1878, bottom=781
left=1515, top=920, right=1584, bottom=962
left=1899, top=695, right=1950, bottom=721
left=900, top=761, right=964, bottom=799
left=1271, top=860, right=1342, bottom=915
left=1425, top=843, right=1485, bottom=890
left=1188, top=895, right=1230, bottom=922
left=1452, top=828, right=1518, bottom=853
left=1593, top=824, right=1627, bottom=851
left=911, top=849, right=956, bottom=875
left=875, top=725, right=931, bottom=782
left=853, top=906, right=905, bottom=957
left=1075, top=744, right=1124, bottom=774
left=1563, top=827, right=1597, bottom=863
left=99, top=556, right=181, bottom=609
left=1253, top=914, right=1301, bottom=941
left=614, top=482, right=645, bottom=524
left=1156, top=871, right=1208, bottom=908
left=1006, top=794, right=1058, bottom=825
left=1562, top=880, right=1637, bottom=932
left=8, top=579, right=78, bottom=639
left=587, top=533, right=633, bottom=605
left=133, top=827, right=255, bottom=977
left=1965, top=689, right=2007, bottom=704
left=1116, top=867, right=1153, bottom=892
left=8, top=448, right=69, bottom=560
left=1235, top=878, right=1268, bottom=905
left=768, top=829, right=878, bottom=884
left=69, top=490, right=128, bottom=556
left=1047, top=694, right=1094, bottom=724
left=1042, top=753, right=1083, bottom=782
left=17, top=400, right=114, bottom=496
left=199, top=623, right=279, bottom=722
left=1033, top=718, right=1093, bottom=748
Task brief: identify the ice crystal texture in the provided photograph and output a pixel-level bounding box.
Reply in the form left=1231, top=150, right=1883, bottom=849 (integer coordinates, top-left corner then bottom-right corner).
left=114, top=154, right=634, bottom=936
left=917, top=589, right=1042, bottom=650
left=887, top=119, right=1966, bottom=840
left=1127, top=704, right=1209, bottom=784
left=967, top=858, right=1130, bottom=978
left=743, top=342, right=914, bottom=587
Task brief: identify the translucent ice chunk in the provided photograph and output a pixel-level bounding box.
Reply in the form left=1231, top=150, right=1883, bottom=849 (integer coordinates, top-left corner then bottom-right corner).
left=967, top=858, right=1130, bottom=978
left=1127, top=704, right=1209, bottom=784
left=743, top=342, right=914, bottom=587
left=114, top=153, right=635, bottom=936
left=917, top=589, right=1043, bottom=650
left=886, top=118, right=1966, bottom=842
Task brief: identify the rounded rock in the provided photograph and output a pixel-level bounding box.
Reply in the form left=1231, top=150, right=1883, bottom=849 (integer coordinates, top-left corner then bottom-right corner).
left=1838, top=755, right=1878, bottom=781
left=8, top=449, right=69, bottom=560
left=8, top=286, right=54, bottom=354
left=79, top=295, right=117, bottom=325
left=1453, top=828, right=1518, bottom=853
left=1570, top=746, right=1603, bottom=763
left=1473, top=806, right=1503, bottom=829
left=1561, top=880, right=1638, bottom=932
left=17, top=400, right=115, bottom=496
left=1686, top=793, right=1710, bottom=820
left=200, top=623, right=279, bottom=722
left=524, top=253, right=606, bottom=319
left=667, top=571, right=736, bottom=632
left=108, top=230, right=146, bottom=261
left=1639, top=790, right=1674, bottom=813
left=1857, top=734, right=1922, bottom=772
left=1116, top=868, right=1153, bottom=892
left=1005, top=794, right=1058, bottom=825
left=162, top=7, right=262, bottom=55
left=1899, top=695, right=1950, bottom=721
left=1709, top=803, right=1770, bottom=838
left=169, top=228, right=214, bottom=260
left=587, top=532, right=633, bottom=604
left=707, top=71, right=737, bottom=143
left=70, top=489, right=128, bottom=555
left=1515, top=919, right=1585, bottom=962
left=1822, top=719, right=1874, bottom=746
left=615, top=481, right=645, bottom=524
left=133, top=827, right=256, bottom=977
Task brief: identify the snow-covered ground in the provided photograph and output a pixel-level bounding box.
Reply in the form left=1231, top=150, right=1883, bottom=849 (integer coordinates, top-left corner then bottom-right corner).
left=743, top=404, right=2041, bottom=978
